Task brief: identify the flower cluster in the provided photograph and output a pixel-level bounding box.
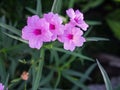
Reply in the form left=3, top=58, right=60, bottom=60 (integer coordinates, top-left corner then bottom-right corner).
left=22, top=8, right=88, bottom=51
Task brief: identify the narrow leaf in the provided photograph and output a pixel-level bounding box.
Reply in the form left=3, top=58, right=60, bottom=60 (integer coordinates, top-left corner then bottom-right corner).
left=72, top=63, right=97, bottom=90
left=4, top=32, right=28, bottom=44
left=36, top=0, right=42, bottom=16
left=86, top=20, right=101, bottom=25
left=0, top=58, right=7, bottom=82
left=80, top=63, right=96, bottom=82
left=4, top=74, right=9, bottom=90
left=51, top=0, right=62, bottom=13
left=62, top=73, right=89, bottom=90
left=86, top=37, right=109, bottom=42
left=63, top=69, right=90, bottom=80
left=0, top=22, right=21, bottom=36
left=52, top=47, right=94, bottom=61
left=54, top=71, right=61, bottom=89
left=40, top=71, right=53, bottom=86
left=26, top=7, right=36, bottom=14
left=97, top=60, right=113, bottom=90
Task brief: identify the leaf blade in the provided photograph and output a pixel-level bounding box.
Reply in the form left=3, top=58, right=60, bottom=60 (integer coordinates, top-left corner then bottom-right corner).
left=86, top=37, right=109, bottom=42
left=97, top=60, right=113, bottom=90
left=51, top=47, right=94, bottom=61
left=0, top=22, right=21, bottom=36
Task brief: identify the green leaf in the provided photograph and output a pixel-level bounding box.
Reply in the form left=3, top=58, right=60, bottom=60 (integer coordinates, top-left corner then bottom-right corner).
left=26, top=7, right=36, bottom=14
left=89, top=0, right=104, bottom=8
left=0, top=58, right=7, bottom=82
left=52, top=47, right=94, bottom=61
left=86, top=20, right=101, bottom=25
left=51, top=0, right=62, bottom=13
left=107, top=19, right=120, bottom=39
left=50, top=50, right=54, bottom=64
left=68, top=0, right=75, bottom=8
left=106, top=10, right=120, bottom=39
left=62, top=73, right=89, bottom=90
left=40, top=71, right=53, bottom=86
left=11, top=78, right=21, bottom=83
left=32, top=49, right=44, bottom=90
left=4, top=74, right=9, bottom=90
left=0, top=44, right=28, bottom=53
left=82, top=0, right=104, bottom=12
left=54, top=71, right=61, bottom=89
left=0, top=22, right=21, bottom=36
left=63, top=69, right=90, bottom=80
left=52, top=50, right=59, bottom=67
left=36, top=0, right=42, bottom=17
left=3, top=32, right=28, bottom=44
left=72, top=63, right=97, bottom=90
left=83, top=26, right=93, bottom=37
left=80, top=63, right=96, bottom=82
left=86, top=37, right=109, bottom=42
left=59, top=54, right=70, bottom=64
left=38, top=88, right=61, bottom=90
left=97, top=60, right=113, bottom=90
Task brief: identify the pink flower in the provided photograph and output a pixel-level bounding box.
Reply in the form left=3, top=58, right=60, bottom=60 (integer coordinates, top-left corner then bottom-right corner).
left=66, top=8, right=88, bottom=31
left=58, top=23, right=86, bottom=51
left=0, top=83, right=4, bottom=90
left=22, top=15, right=52, bottom=49
left=43, top=12, right=64, bottom=41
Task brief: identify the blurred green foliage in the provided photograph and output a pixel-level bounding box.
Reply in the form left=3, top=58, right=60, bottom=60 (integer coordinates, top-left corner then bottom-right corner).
left=106, top=10, right=120, bottom=39
left=0, top=0, right=120, bottom=90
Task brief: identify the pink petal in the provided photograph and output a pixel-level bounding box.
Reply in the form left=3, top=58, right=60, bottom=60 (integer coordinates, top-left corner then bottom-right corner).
left=27, top=15, right=40, bottom=27
left=72, top=27, right=83, bottom=36
left=77, top=20, right=89, bottom=31
left=22, top=26, right=33, bottom=40
left=29, top=39, right=43, bottom=49
left=64, top=41, right=75, bottom=51
left=73, top=36, right=86, bottom=46
left=75, top=10, right=84, bottom=20
left=66, top=8, right=76, bottom=19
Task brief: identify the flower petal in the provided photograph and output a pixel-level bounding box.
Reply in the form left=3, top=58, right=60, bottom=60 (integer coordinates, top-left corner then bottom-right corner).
left=66, top=8, right=76, bottom=19
left=77, top=20, right=89, bottom=31
left=64, top=41, right=75, bottom=51
left=29, top=39, right=43, bottom=49
left=27, top=15, right=40, bottom=27
left=75, top=10, right=84, bottom=20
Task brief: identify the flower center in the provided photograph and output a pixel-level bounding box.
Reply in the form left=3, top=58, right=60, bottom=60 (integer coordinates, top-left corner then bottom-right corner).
left=67, top=34, right=73, bottom=40
left=33, top=29, right=41, bottom=35
left=74, top=16, right=81, bottom=23
left=49, top=24, right=55, bottom=30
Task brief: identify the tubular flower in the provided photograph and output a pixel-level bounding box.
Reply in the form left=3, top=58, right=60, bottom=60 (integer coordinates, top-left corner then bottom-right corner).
left=22, top=15, right=52, bottom=49
left=58, top=23, right=86, bottom=51
left=66, top=8, right=88, bottom=31
left=43, top=12, right=64, bottom=41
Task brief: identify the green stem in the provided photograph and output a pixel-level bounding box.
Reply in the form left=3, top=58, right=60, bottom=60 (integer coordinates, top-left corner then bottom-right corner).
left=24, top=82, right=27, bottom=90
left=61, top=56, right=76, bottom=69
left=32, top=48, right=45, bottom=90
